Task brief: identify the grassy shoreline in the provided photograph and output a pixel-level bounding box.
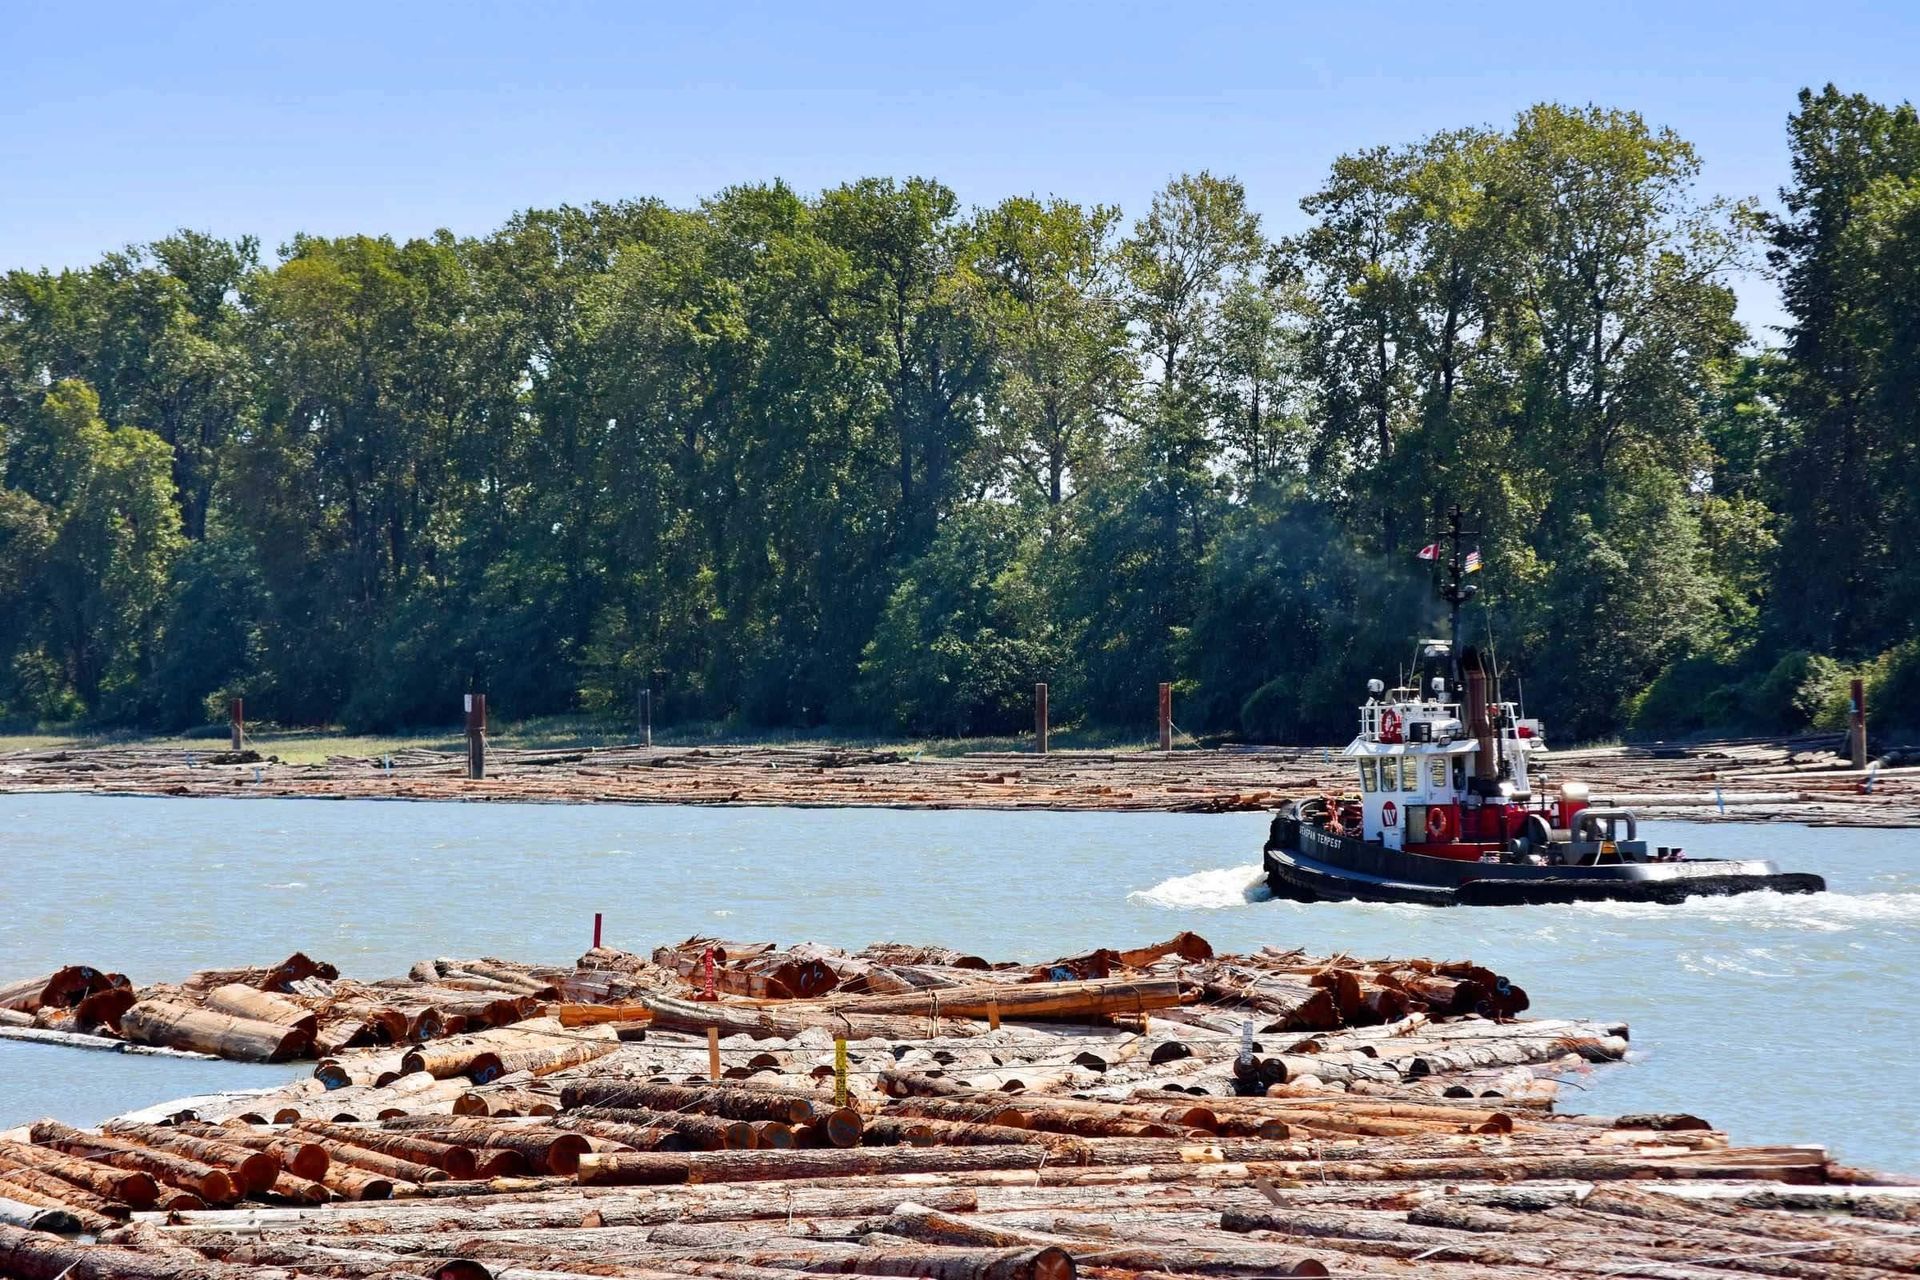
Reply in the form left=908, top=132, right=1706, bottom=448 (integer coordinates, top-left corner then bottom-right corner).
left=0, top=716, right=1182, bottom=767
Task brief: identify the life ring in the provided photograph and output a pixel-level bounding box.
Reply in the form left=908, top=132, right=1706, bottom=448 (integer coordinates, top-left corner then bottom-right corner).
left=1378, top=708, right=1403, bottom=743
left=1426, top=806, right=1452, bottom=840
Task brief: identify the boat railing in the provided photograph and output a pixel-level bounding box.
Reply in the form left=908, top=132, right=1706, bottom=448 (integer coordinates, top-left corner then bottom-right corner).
left=1359, top=700, right=1463, bottom=740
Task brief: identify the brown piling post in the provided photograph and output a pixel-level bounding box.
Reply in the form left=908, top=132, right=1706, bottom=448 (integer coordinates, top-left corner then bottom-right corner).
left=466, top=694, right=488, bottom=780
left=1158, top=682, right=1172, bottom=753
left=1851, top=677, right=1867, bottom=770
left=229, top=698, right=244, bottom=751
left=1035, top=683, right=1049, bottom=755
left=707, top=1027, right=721, bottom=1082
left=593, top=912, right=603, bottom=949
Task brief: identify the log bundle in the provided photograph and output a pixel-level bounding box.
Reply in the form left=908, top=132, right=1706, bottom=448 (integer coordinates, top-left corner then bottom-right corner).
left=0, top=933, right=1914, bottom=1279
left=5, top=734, right=1914, bottom=824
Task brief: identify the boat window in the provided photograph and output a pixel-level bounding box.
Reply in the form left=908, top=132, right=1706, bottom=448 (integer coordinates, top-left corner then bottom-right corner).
left=1430, top=758, right=1447, bottom=790
left=1400, top=755, right=1420, bottom=792
left=1453, top=757, right=1467, bottom=789
left=1379, top=756, right=1397, bottom=791
left=1358, top=759, right=1377, bottom=792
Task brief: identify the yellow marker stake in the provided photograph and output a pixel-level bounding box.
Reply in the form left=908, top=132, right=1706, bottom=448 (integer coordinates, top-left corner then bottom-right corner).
left=987, top=999, right=1000, bottom=1031
left=834, top=1038, right=848, bottom=1107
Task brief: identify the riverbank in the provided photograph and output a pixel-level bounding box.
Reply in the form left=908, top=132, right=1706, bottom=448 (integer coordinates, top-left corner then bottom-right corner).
left=2, top=734, right=1916, bottom=825
left=2, top=934, right=1915, bottom=1280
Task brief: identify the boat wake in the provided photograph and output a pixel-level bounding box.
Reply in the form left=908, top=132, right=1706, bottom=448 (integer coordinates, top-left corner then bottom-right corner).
left=1576, top=887, right=1920, bottom=932
left=1129, top=864, right=1272, bottom=910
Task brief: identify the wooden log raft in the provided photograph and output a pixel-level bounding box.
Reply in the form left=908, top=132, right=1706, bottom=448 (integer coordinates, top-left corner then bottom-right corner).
left=118, top=999, right=309, bottom=1063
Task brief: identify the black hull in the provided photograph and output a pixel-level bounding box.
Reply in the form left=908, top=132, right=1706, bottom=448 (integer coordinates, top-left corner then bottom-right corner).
left=1263, top=810, right=1825, bottom=907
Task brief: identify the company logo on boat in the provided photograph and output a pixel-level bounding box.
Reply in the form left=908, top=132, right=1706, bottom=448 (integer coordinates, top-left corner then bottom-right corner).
left=1382, top=802, right=1398, bottom=827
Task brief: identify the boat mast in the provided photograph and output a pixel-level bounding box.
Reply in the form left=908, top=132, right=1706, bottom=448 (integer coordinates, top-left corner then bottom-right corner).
left=1438, top=504, right=1477, bottom=694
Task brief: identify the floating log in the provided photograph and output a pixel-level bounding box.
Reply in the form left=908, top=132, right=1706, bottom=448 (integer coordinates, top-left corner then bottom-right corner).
left=0, top=1140, right=158, bottom=1206
left=575, top=1145, right=1050, bottom=1186
left=201, top=983, right=318, bottom=1040
left=834, top=976, right=1183, bottom=1021
left=118, top=1000, right=308, bottom=1063
left=288, top=1125, right=450, bottom=1185
left=290, top=1121, right=479, bottom=1178
left=28, top=1120, right=237, bottom=1204
left=0, top=1190, right=88, bottom=1236
left=99, top=1121, right=280, bottom=1196
left=562, top=1105, right=754, bottom=1151
left=554, top=1002, right=653, bottom=1027
left=0, top=1171, right=121, bottom=1234
left=375, top=1119, right=591, bottom=1175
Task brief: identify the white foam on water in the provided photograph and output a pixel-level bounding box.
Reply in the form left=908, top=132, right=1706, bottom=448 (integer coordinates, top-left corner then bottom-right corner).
left=1575, top=889, right=1920, bottom=932
left=1129, top=864, right=1273, bottom=910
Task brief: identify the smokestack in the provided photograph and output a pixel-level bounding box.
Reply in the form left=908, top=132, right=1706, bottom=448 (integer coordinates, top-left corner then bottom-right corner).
left=1463, top=647, right=1495, bottom=780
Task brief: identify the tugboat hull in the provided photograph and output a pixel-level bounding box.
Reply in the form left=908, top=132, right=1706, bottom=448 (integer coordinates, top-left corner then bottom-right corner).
left=1263, top=810, right=1824, bottom=907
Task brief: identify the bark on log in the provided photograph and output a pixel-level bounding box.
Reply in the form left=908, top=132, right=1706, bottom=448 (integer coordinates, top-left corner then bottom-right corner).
left=0, top=1140, right=158, bottom=1206
left=0, top=1191, right=87, bottom=1236
left=0, top=1221, right=267, bottom=1279
left=119, top=999, right=308, bottom=1063
left=176, top=1123, right=329, bottom=1182
left=319, top=1163, right=397, bottom=1201
left=288, top=1126, right=450, bottom=1185
left=832, top=976, right=1181, bottom=1021
left=202, top=983, right=317, bottom=1038
left=453, top=1087, right=559, bottom=1117
left=0, top=1175, right=120, bottom=1235
left=887, top=1098, right=1030, bottom=1129
left=265, top=1170, right=330, bottom=1204
left=28, top=1120, right=237, bottom=1203
left=560, top=1079, right=811, bottom=1124
left=576, top=1145, right=1049, bottom=1186
left=551, top=1115, right=696, bottom=1153
left=100, top=1121, right=279, bottom=1196
left=554, top=1002, right=653, bottom=1026
left=290, top=1120, right=478, bottom=1178
left=373, top=1119, right=591, bottom=1175
left=0, top=966, right=123, bottom=1015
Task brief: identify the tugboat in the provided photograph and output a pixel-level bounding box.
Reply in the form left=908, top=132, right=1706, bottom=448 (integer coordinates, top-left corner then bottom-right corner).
left=1262, top=508, right=1826, bottom=906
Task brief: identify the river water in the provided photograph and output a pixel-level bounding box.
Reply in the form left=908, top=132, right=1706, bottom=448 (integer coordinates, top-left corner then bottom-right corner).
left=1, top=794, right=1914, bottom=1171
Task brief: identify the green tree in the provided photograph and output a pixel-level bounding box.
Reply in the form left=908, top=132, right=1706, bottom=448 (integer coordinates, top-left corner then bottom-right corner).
left=859, top=503, right=1061, bottom=735
left=0, top=381, right=183, bottom=715
left=965, top=196, right=1133, bottom=510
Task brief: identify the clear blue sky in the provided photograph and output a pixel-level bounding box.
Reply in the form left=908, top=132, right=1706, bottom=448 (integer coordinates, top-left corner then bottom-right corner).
left=5, top=1, right=1914, bottom=334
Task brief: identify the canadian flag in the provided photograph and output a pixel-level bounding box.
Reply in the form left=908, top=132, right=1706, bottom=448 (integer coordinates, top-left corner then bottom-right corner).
left=1416, top=543, right=1440, bottom=561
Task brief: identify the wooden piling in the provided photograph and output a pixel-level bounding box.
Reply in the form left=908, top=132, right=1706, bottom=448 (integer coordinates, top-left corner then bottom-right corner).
left=228, top=698, right=243, bottom=752
left=1034, top=683, right=1048, bottom=755
left=1851, top=677, right=1868, bottom=769
left=465, top=694, right=487, bottom=781
left=1158, top=682, right=1172, bottom=753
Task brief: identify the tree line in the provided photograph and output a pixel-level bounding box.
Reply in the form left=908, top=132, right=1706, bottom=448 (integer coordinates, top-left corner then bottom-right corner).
left=2, top=88, right=1916, bottom=744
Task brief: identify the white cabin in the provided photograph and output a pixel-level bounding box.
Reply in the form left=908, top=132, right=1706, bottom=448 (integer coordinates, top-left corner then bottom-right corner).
left=1340, top=647, right=1546, bottom=850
